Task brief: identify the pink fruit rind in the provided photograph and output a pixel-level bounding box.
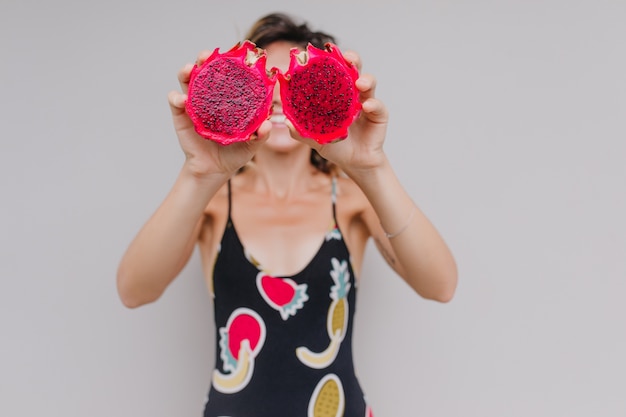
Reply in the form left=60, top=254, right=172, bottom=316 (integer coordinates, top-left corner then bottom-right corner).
left=277, top=42, right=362, bottom=144
left=186, top=41, right=276, bottom=145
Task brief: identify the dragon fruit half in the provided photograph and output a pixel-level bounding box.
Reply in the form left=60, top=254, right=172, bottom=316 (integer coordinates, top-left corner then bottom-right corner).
left=186, top=41, right=277, bottom=145
left=185, top=41, right=361, bottom=146
left=278, top=43, right=362, bottom=144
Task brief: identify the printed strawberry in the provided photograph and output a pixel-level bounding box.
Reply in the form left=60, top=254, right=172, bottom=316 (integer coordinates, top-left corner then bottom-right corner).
left=256, top=272, right=309, bottom=320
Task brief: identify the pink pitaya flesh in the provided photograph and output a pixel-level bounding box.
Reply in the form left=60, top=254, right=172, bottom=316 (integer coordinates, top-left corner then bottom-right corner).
left=278, top=43, right=362, bottom=144
left=186, top=41, right=277, bottom=145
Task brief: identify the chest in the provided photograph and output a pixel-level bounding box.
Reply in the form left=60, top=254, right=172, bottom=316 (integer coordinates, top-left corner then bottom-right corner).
left=231, top=195, right=336, bottom=277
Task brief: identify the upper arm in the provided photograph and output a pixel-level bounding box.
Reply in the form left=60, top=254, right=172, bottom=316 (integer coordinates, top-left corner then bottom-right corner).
left=196, top=184, right=230, bottom=283
left=177, top=215, right=204, bottom=271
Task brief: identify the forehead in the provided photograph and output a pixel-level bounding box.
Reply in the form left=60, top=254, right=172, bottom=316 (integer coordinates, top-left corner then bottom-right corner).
left=264, top=41, right=301, bottom=71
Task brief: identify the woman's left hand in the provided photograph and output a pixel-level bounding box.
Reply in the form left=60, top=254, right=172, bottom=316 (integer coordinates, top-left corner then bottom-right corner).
left=289, top=51, right=390, bottom=175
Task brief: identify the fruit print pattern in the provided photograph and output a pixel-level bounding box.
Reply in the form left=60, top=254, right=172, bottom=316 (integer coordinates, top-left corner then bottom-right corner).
left=256, top=272, right=309, bottom=320
left=325, top=224, right=342, bottom=242
left=205, top=177, right=371, bottom=416
left=244, top=248, right=263, bottom=270
left=213, top=308, right=266, bottom=393
left=296, top=257, right=351, bottom=369
left=308, top=373, right=345, bottom=417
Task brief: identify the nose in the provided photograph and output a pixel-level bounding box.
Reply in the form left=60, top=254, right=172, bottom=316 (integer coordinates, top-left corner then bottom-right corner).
left=272, top=81, right=282, bottom=110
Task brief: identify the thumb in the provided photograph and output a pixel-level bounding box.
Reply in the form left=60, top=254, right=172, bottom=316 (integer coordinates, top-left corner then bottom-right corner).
left=361, top=98, right=388, bottom=124
left=249, top=119, right=272, bottom=144
left=257, top=119, right=272, bottom=140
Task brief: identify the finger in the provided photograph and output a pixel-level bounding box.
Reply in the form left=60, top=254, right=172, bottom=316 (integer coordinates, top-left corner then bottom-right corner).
left=195, top=49, right=214, bottom=66
left=355, top=73, right=377, bottom=101
left=342, top=50, right=362, bottom=72
left=253, top=120, right=273, bottom=142
left=296, top=135, right=323, bottom=151
left=280, top=120, right=322, bottom=150
left=361, top=97, right=388, bottom=124
left=246, top=121, right=271, bottom=154
left=168, top=90, right=187, bottom=116
left=178, top=63, right=194, bottom=93
left=178, top=50, right=214, bottom=93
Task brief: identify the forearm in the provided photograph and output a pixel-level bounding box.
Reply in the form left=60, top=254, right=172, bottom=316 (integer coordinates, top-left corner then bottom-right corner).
left=116, top=164, right=229, bottom=307
left=345, top=157, right=458, bottom=301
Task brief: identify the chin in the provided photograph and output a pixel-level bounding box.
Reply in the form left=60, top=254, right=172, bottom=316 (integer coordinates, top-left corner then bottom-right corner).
left=265, top=128, right=301, bottom=153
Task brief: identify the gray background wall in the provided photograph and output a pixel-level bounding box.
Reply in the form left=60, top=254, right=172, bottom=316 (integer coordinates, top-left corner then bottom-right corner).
left=1, top=0, right=625, bottom=416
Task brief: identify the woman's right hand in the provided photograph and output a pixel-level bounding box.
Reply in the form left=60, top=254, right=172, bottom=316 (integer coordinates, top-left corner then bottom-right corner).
left=168, top=51, right=271, bottom=179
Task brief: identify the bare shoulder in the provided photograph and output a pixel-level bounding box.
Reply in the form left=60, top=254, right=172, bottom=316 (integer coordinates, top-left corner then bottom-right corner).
left=334, top=175, right=375, bottom=239
left=333, top=175, right=377, bottom=277
left=335, top=175, right=371, bottom=217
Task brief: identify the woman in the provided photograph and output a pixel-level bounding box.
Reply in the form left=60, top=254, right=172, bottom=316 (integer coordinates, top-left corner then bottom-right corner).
left=117, top=12, right=457, bottom=417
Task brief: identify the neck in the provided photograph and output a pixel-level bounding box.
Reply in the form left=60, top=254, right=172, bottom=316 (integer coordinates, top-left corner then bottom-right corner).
left=248, top=146, right=321, bottom=200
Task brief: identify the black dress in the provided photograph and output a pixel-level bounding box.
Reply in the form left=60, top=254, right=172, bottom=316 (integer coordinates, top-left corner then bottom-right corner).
left=204, top=179, right=373, bottom=417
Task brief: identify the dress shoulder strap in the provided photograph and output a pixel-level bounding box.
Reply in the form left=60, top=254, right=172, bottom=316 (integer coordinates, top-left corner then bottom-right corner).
left=227, top=179, right=233, bottom=222
left=331, top=176, right=338, bottom=224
